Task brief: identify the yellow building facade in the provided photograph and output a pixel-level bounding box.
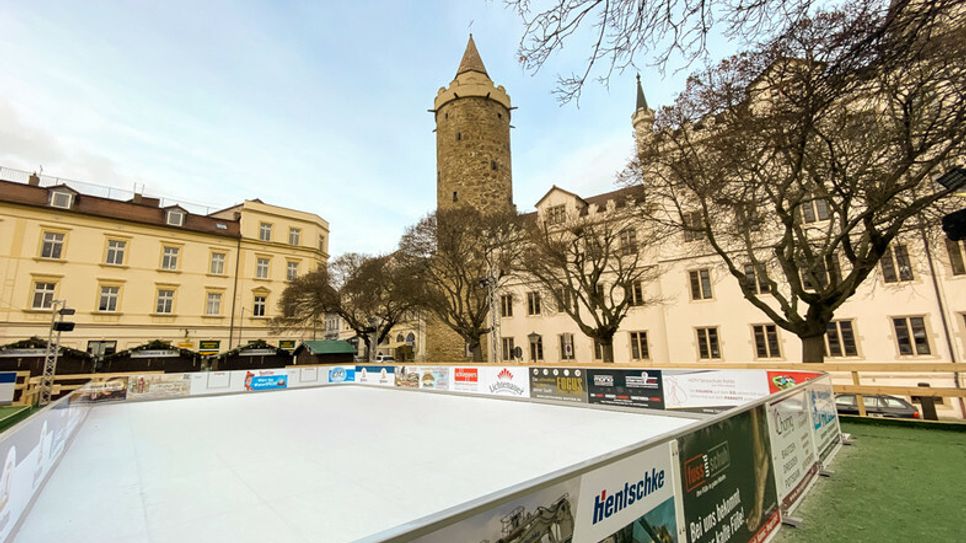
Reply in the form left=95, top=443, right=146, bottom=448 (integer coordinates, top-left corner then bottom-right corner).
left=0, top=173, right=329, bottom=355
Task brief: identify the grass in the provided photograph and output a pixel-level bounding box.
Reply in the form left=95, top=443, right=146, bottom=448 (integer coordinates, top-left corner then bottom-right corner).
left=775, top=420, right=966, bottom=542
left=0, top=405, right=33, bottom=433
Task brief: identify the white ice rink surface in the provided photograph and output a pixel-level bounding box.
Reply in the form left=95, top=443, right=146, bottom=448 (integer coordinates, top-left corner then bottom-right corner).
left=14, top=386, right=694, bottom=543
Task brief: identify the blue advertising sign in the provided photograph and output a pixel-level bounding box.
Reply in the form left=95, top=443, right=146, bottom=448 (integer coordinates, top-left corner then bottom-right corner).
left=243, top=371, right=288, bottom=392
left=328, top=366, right=355, bottom=383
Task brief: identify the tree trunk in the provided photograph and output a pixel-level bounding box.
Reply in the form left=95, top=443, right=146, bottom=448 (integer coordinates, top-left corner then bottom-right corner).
left=801, top=335, right=826, bottom=363
left=468, top=338, right=484, bottom=362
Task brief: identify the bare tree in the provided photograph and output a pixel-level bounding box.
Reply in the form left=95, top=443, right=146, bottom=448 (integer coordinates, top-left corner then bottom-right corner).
left=506, top=0, right=956, bottom=103
left=272, top=253, right=420, bottom=361
left=520, top=203, right=661, bottom=362
left=398, top=208, right=521, bottom=362
left=629, top=3, right=965, bottom=361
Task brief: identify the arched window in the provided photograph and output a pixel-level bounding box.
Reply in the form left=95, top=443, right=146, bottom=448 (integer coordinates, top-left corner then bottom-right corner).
left=396, top=333, right=405, bottom=344
left=406, top=333, right=416, bottom=345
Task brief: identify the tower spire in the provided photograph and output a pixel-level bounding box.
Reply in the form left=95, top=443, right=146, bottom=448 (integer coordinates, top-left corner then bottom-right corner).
left=456, top=34, right=488, bottom=78
left=635, top=74, right=649, bottom=111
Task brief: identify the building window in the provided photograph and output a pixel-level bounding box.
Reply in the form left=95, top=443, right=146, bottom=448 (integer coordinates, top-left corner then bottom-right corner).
left=529, top=334, right=544, bottom=361
left=491, top=160, right=497, bottom=171
left=206, top=292, right=222, bottom=316
left=946, top=239, right=965, bottom=275
left=744, top=263, right=770, bottom=294
left=696, top=327, right=721, bottom=359
left=500, top=294, right=513, bottom=317
left=166, top=209, right=185, bottom=227
left=619, top=228, right=638, bottom=255
left=527, top=291, right=541, bottom=315
left=289, top=227, right=301, bottom=246
left=259, top=223, right=272, bottom=241
left=628, top=281, right=645, bottom=306
left=502, top=337, right=516, bottom=361
left=893, top=316, right=931, bottom=356
left=630, top=331, right=649, bottom=360
left=253, top=295, right=267, bottom=317
left=802, top=254, right=841, bottom=290
left=683, top=211, right=704, bottom=242
left=825, top=320, right=858, bottom=357
left=287, top=261, right=299, bottom=281
left=40, top=232, right=65, bottom=259
left=559, top=333, right=575, bottom=360
left=105, top=239, right=126, bottom=265
left=752, top=324, right=781, bottom=358
left=155, top=289, right=175, bottom=314
left=881, top=244, right=914, bottom=283
left=210, top=252, right=226, bottom=275
left=456, top=131, right=462, bottom=141
left=256, top=258, right=270, bottom=279
left=98, top=286, right=119, bottom=312
left=318, top=235, right=326, bottom=252
left=49, top=190, right=73, bottom=209
left=798, top=196, right=830, bottom=224
left=593, top=338, right=606, bottom=360
left=452, top=191, right=458, bottom=203
left=32, top=282, right=56, bottom=309
left=161, top=246, right=180, bottom=270
left=546, top=205, right=566, bottom=225
left=689, top=269, right=713, bottom=300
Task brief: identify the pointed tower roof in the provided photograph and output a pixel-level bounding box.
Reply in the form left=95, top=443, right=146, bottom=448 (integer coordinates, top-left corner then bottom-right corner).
left=635, top=74, right=649, bottom=111
left=456, top=34, right=488, bottom=78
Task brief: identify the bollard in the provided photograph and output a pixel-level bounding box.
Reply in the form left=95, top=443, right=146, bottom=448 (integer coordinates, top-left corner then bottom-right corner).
left=916, top=383, right=939, bottom=421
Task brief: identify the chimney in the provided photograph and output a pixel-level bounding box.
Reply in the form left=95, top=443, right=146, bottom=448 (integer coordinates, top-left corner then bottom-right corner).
left=131, top=193, right=143, bottom=204
left=28, top=172, right=40, bottom=186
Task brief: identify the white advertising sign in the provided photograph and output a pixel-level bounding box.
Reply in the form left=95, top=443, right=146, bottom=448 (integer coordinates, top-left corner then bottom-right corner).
left=663, top=370, right=770, bottom=413
left=450, top=366, right=483, bottom=394
left=483, top=366, right=530, bottom=397
left=573, top=442, right=682, bottom=542
left=807, top=379, right=842, bottom=463
left=766, top=390, right=819, bottom=514
left=355, top=365, right=395, bottom=387
left=418, top=367, right=450, bottom=391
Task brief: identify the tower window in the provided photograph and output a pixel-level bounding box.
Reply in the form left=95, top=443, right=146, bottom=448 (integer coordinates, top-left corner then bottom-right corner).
left=452, top=191, right=458, bottom=203
left=456, top=132, right=462, bottom=141
left=491, top=160, right=497, bottom=171
left=444, top=112, right=448, bottom=119
left=498, top=112, right=502, bottom=119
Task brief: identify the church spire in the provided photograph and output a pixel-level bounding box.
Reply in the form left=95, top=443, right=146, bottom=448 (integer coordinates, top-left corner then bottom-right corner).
left=456, top=34, right=489, bottom=78
left=635, top=74, right=649, bottom=111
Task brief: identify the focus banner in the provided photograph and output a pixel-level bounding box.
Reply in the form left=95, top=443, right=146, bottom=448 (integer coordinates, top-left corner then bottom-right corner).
left=529, top=367, right=588, bottom=403
left=678, top=405, right=780, bottom=543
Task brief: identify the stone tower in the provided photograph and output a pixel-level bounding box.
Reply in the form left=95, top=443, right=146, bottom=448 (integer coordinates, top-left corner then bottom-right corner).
left=631, top=74, right=655, bottom=152
left=433, top=35, right=513, bottom=212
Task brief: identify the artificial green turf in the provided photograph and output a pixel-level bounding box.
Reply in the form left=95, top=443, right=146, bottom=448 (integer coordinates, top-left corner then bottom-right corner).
left=0, top=405, right=32, bottom=433
left=775, top=421, right=966, bottom=542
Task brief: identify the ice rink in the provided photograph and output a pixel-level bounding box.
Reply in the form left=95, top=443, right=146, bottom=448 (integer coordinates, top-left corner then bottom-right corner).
left=13, top=386, right=695, bottom=543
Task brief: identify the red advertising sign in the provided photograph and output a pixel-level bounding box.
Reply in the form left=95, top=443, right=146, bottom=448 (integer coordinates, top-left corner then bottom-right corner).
left=766, top=371, right=823, bottom=394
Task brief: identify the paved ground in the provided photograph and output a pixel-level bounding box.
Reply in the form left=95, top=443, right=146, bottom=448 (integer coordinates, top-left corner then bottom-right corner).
left=776, top=420, right=966, bottom=542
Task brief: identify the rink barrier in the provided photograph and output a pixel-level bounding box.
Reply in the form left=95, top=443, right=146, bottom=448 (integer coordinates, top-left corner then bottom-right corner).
left=0, top=385, right=91, bottom=542
left=9, top=365, right=842, bottom=543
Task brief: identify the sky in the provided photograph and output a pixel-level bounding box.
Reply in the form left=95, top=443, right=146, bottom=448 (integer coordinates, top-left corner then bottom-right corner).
left=0, top=1, right=736, bottom=256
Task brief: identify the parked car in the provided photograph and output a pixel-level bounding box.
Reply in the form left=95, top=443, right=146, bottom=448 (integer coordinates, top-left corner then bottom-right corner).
left=835, top=393, right=920, bottom=419
left=375, top=354, right=395, bottom=362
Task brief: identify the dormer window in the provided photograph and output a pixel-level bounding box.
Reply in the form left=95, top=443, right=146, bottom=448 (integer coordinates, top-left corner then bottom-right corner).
left=166, top=209, right=185, bottom=227
left=49, top=190, right=73, bottom=209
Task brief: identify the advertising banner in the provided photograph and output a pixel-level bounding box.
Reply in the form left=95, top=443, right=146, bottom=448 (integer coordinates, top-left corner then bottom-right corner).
left=242, top=370, right=288, bottom=392
left=483, top=366, right=530, bottom=397
left=678, top=405, right=780, bottom=543
left=765, top=371, right=823, bottom=394
left=206, top=371, right=231, bottom=390
left=418, top=367, right=450, bottom=390
left=573, top=442, right=682, bottom=542
left=451, top=366, right=482, bottom=394
left=0, top=373, right=15, bottom=405
left=326, top=366, right=355, bottom=384
left=766, top=391, right=819, bottom=515
left=411, top=476, right=581, bottom=542
left=71, top=377, right=129, bottom=403
left=126, top=374, right=191, bottom=401
left=529, top=367, right=588, bottom=404
left=663, top=370, right=769, bottom=414
left=587, top=369, right=664, bottom=409
left=355, top=365, right=395, bottom=386
left=395, top=366, right=421, bottom=388
left=806, top=380, right=841, bottom=464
